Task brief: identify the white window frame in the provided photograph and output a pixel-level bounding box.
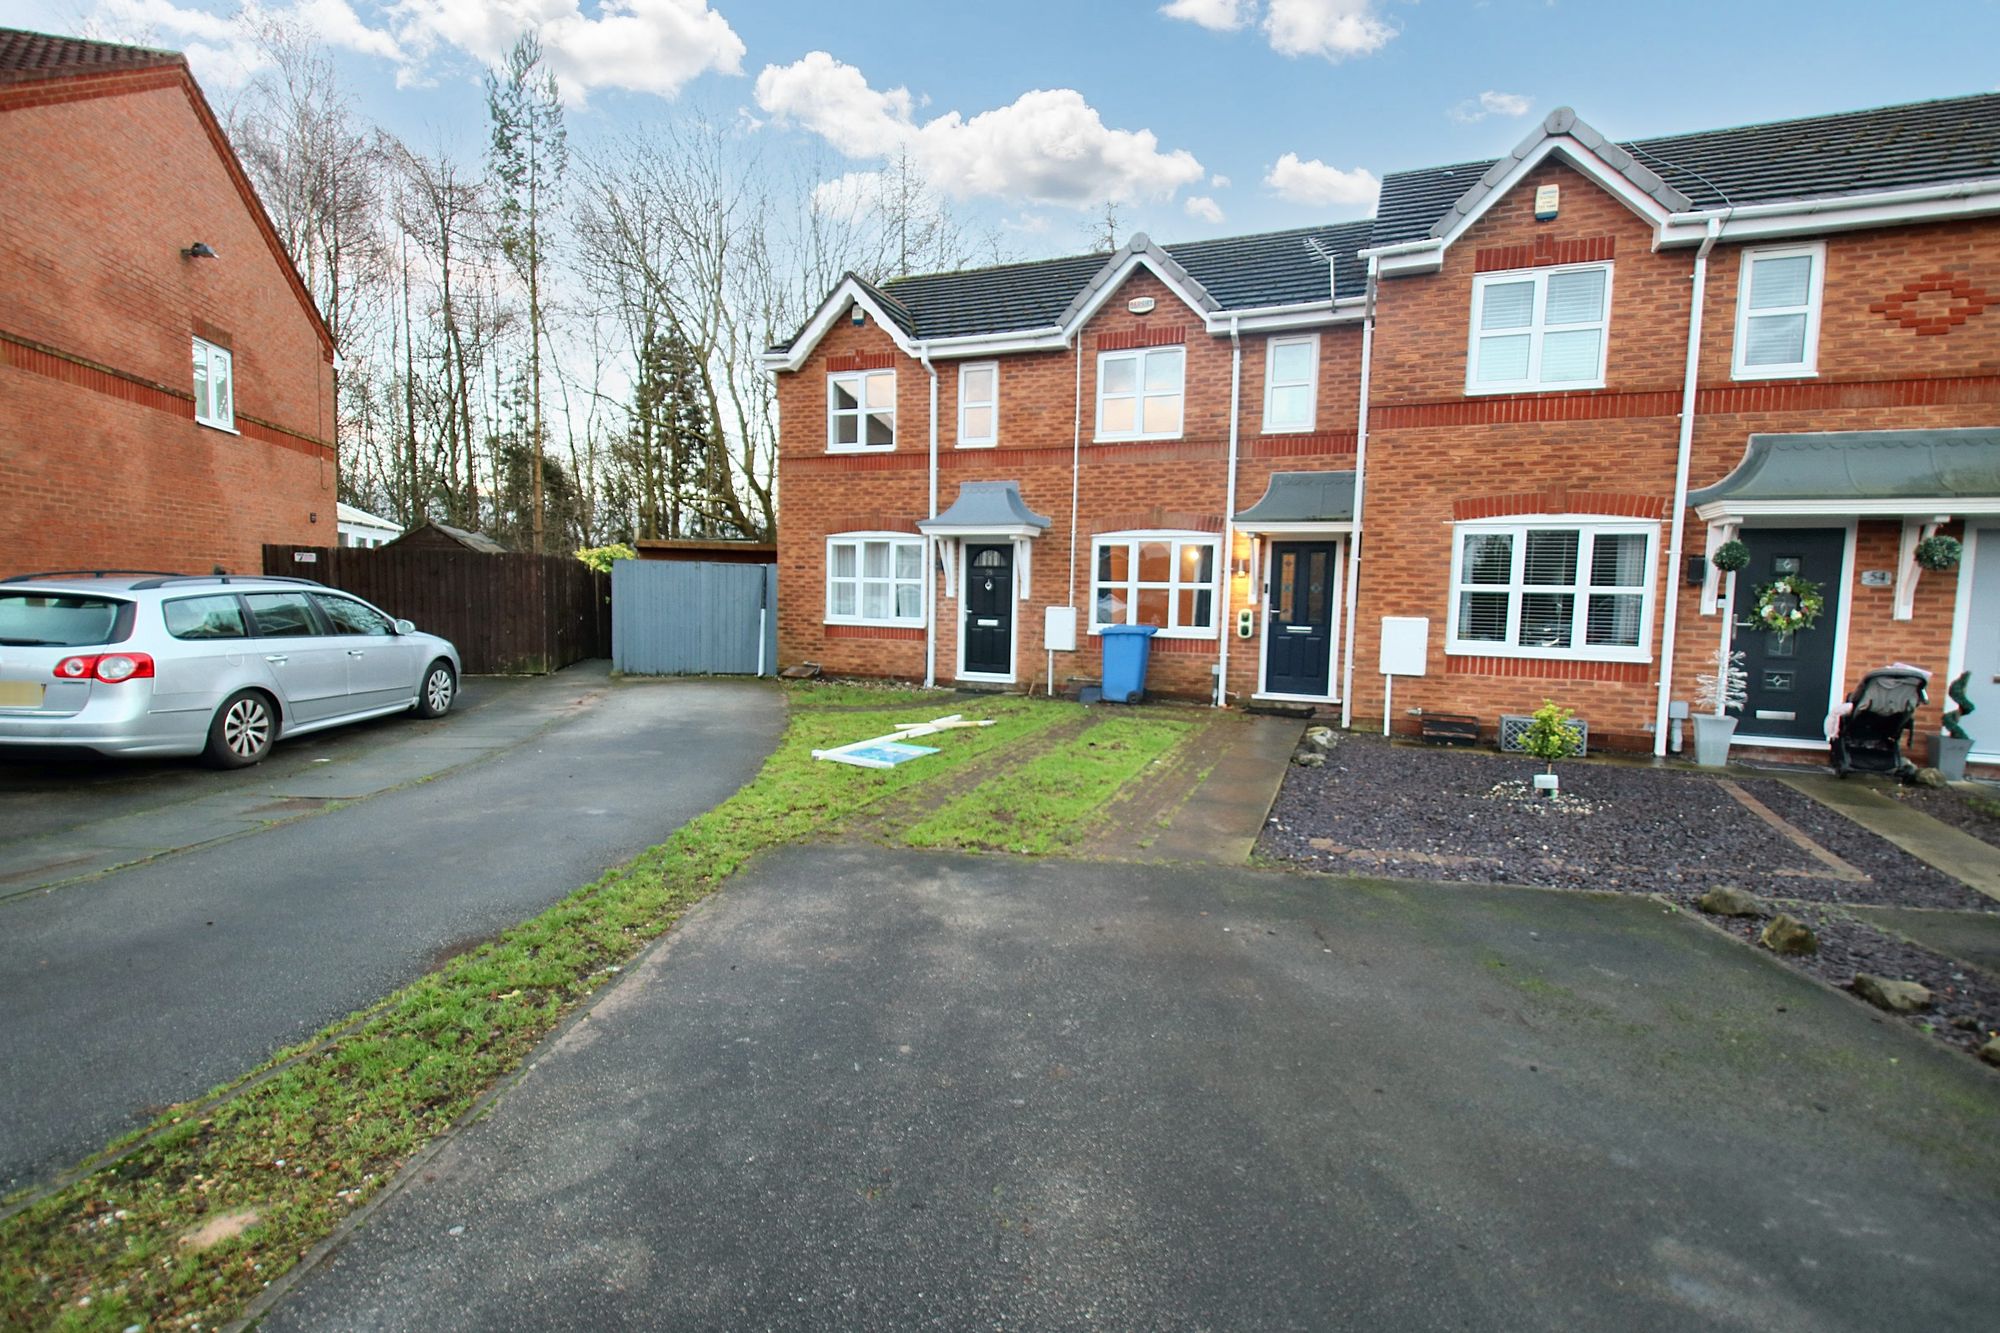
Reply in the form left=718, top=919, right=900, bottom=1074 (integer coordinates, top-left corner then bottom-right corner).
left=1089, top=530, right=1221, bottom=641
left=1732, top=242, right=1825, bottom=381
left=957, top=361, right=998, bottom=447
left=1094, top=346, right=1186, bottom=442
left=1465, top=262, right=1613, bottom=395
left=824, top=533, right=926, bottom=628
left=192, top=336, right=235, bottom=431
left=1261, top=333, right=1319, bottom=434
left=826, top=369, right=895, bottom=453
left=1446, top=516, right=1659, bottom=664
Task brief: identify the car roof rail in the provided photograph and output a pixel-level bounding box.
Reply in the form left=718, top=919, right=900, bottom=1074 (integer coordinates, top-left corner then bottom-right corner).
left=127, top=574, right=327, bottom=591
left=0, top=569, right=185, bottom=584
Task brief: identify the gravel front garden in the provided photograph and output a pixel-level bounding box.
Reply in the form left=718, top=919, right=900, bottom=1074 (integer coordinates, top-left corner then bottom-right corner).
left=1258, top=733, right=2000, bottom=1057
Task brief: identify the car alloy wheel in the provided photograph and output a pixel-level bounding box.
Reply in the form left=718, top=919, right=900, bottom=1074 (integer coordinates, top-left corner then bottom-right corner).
left=418, top=663, right=455, bottom=718
left=224, top=695, right=272, bottom=759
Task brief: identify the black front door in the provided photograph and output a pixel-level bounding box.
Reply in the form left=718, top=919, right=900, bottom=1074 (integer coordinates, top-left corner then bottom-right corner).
left=1265, top=541, right=1338, bottom=696
left=963, top=544, right=1013, bottom=677
left=1734, top=527, right=1845, bottom=742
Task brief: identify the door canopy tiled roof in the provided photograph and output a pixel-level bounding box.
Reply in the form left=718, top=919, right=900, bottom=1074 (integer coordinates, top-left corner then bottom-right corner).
left=1690, top=429, right=2000, bottom=510
left=919, top=482, right=1053, bottom=537
left=1234, top=472, right=1358, bottom=527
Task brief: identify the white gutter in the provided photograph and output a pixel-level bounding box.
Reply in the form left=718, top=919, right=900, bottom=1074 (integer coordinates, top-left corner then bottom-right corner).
left=1651, top=217, right=1721, bottom=756
left=921, top=343, right=940, bottom=689
left=1354, top=237, right=1446, bottom=262
left=1217, top=315, right=1243, bottom=708
left=1340, top=256, right=1379, bottom=730
left=1660, top=178, right=2000, bottom=235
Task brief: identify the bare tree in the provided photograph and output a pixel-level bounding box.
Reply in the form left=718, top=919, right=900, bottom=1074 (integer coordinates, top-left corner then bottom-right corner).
left=486, top=34, right=567, bottom=553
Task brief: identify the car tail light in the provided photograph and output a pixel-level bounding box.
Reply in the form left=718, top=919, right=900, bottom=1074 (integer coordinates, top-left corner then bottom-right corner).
left=53, top=653, right=155, bottom=682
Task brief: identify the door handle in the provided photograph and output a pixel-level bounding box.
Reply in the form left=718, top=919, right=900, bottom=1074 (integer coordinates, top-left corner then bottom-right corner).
left=347, top=650, right=366, bottom=657
left=265, top=654, right=289, bottom=665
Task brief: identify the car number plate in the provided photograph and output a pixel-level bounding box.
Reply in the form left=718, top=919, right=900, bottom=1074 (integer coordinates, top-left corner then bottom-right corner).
left=0, top=680, right=44, bottom=707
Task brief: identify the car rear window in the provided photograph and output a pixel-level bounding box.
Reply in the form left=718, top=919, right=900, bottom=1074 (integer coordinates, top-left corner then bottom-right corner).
left=0, top=593, right=131, bottom=647
left=164, top=594, right=249, bottom=640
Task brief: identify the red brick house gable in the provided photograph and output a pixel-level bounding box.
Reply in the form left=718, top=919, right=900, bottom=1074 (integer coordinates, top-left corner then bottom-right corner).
left=0, top=28, right=338, bottom=576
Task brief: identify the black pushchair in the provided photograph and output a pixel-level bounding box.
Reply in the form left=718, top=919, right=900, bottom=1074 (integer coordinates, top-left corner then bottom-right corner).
left=1829, top=667, right=1930, bottom=778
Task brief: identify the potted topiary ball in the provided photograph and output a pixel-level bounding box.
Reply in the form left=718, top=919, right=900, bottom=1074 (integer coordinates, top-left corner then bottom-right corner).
left=1711, top=539, right=1751, bottom=574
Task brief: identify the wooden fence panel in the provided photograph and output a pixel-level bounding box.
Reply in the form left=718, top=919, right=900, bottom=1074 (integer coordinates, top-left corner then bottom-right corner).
left=263, top=544, right=609, bottom=675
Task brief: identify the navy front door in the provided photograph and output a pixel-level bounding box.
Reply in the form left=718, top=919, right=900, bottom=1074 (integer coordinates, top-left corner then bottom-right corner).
left=1734, top=528, right=1845, bottom=742
left=1265, top=541, right=1338, bottom=696
left=963, top=544, right=1013, bottom=677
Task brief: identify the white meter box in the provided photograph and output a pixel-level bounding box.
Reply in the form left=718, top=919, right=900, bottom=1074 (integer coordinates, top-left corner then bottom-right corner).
left=1378, top=616, right=1429, bottom=677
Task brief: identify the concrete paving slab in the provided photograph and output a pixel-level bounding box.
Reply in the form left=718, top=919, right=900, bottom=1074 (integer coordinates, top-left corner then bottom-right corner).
left=1784, top=772, right=2000, bottom=903
left=270, top=846, right=2000, bottom=1333
left=1850, top=905, right=2000, bottom=978
left=1147, top=714, right=1301, bottom=864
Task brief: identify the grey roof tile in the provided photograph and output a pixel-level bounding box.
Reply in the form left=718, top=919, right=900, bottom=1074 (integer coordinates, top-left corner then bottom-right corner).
left=0, top=27, right=182, bottom=84
left=1371, top=91, right=2000, bottom=247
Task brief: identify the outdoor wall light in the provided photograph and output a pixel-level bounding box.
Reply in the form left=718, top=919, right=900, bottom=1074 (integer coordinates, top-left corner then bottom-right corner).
left=182, top=242, right=218, bottom=260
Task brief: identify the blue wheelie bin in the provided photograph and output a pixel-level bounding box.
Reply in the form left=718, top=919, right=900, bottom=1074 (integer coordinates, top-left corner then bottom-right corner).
left=1099, top=624, right=1159, bottom=703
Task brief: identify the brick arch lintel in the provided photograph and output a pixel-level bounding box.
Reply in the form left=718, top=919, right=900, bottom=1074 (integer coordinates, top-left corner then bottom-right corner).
left=1452, top=490, right=1666, bottom=523
left=1091, top=509, right=1225, bottom=535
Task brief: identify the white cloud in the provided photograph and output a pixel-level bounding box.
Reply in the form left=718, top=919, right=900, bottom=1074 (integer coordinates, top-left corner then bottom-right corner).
left=754, top=52, right=1205, bottom=210
left=1184, top=194, right=1225, bottom=223
left=91, top=0, right=403, bottom=86
left=394, top=0, right=745, bottom=104
left=1159, top=0, right=1253, bottom=31
left=1264, top=151, right=1380, bottom=211
left=1450, top=89, right=1533, bottom=124
left=1210, top=172, right=1232, bottom=189
left=1261, top=0, right=1397, bottom=62
left=811, top=169, right=884, bottom=223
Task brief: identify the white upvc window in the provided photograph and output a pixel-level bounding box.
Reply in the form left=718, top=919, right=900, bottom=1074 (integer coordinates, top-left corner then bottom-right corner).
left=828, top=370, right=895, bottom=451
left=192, top=337, right=234, bottom=430
left=1733, top=242, right=1825, bottom=380
left=1262, top=333, right=1318, bottom=433
left=826, top=533, right=925, bottom=626
left=1090, top=531, right=1219, bottom=639
left=1448, top=518, right=1657, bottom=662
left=1095, top=346, right=1185, bottom=441
left=958, top=361, right=998, bottom=447
left=1466, top=263, right=1612, bottom=394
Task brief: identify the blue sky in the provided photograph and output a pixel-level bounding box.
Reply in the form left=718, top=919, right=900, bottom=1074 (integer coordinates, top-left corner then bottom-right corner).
left=17, top=0, right=2000, bottom=258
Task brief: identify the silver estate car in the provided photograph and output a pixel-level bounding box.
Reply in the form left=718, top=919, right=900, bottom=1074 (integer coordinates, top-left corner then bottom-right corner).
left=0, top=572, right=461, bottom=767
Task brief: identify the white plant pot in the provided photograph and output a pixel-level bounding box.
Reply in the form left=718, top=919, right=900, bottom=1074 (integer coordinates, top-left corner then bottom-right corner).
left=1532, top=772, right=1560, bottom=796
left=1691, top=713, right=1738, bottom=768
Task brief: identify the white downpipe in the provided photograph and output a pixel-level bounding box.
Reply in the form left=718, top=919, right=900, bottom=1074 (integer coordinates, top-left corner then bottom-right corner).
left=1065, top=333, right=1083, bottom=697
left=1652, top=217, right=1721, bottom=756
left=1340, top=258, right=1379, bottom=729
left=1216, top=317, right=1243, bottom=708
left=921, top=344, right=939, bottom=689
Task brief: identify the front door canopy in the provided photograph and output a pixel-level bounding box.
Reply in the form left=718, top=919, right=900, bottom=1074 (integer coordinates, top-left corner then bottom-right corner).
left=1234, top=471, right=1357, bottom=533
left=1691, top=428, right=2000, bottom=520
left=919, top=481, right=1053, bottom=540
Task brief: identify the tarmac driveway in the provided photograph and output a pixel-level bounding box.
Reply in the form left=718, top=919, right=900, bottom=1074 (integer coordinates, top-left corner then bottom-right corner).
left=272, top=846, right=2000, bottom=1332
left=0, top=673, right=783, bottom=1193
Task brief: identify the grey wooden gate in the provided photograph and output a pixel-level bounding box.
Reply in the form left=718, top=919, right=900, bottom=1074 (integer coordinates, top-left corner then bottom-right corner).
left=612, top=560, right=777, bottom=676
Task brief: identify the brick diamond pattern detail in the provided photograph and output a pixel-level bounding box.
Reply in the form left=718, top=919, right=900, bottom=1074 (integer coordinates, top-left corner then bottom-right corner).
left=1869, top=272, right=1991, bottom=336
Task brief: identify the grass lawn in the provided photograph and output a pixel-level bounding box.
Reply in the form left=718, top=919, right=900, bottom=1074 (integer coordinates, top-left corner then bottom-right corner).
left=0, top=691, right=1197, bottom=1333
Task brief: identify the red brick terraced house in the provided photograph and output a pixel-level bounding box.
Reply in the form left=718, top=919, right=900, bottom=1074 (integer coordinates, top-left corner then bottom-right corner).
left=768, top=92, right=2000, bottom=764
left=0, top=29, right=337, bottom=578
